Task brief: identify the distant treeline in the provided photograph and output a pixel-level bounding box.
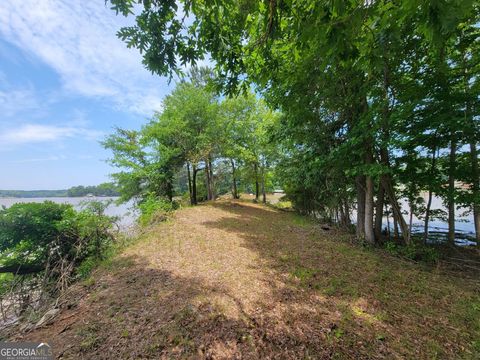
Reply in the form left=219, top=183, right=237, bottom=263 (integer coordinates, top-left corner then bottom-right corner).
left=0, top=183, right=119, bottom=198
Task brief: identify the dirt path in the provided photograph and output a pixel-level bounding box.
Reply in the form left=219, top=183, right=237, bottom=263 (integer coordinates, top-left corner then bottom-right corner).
left=16, top=200, right=480, bottom=359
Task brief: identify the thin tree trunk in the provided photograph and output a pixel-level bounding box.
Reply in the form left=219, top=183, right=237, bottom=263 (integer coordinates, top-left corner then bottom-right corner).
left=393, top=214, right=399, bottom=241
left=205, top=160, right=212, bottom=201
left=461, top=43, right=480, bottom=245
left=365, top=175, right=375, bottom=243
left=254, top=162, right=259, bottom=202
left=261, top=161, right=267, bottom=204
left=374, top=180, right=385, bottom=241
left=209, top=158, right=215, bottom=200
left=424, top=190, right=433, bottom=244
left=339, top=205, right=345, bottom=226
left=231, top=159, right=238, bottom=199
left=448, top=137, right=457, bottom=245
left=356, top=175, right=366, bottom=239
left=385, top=204, right=391, bottom=239
left=166, top=180, right=173, bottom=202
left=380, top=146, right=410, bottom=244
left=192, top=165, right=198, bottom=205
left=186, top=162, right=193, bottom=205
left=339, top=199, right=351, bottom=228
left=262, top=174, right=266, bottom=204
left=364, top=142, right=375, bottom=243
left=423, top=147, right=437, bottom=244
left=470, top=141, right=480, bottom=246
left=364, top=174, right=374, bottom=244
left=409, top=201, right=414, bottom=239
left=341, top=199, right=351, bottom=227
left=381, top=177, right=410, bottom=244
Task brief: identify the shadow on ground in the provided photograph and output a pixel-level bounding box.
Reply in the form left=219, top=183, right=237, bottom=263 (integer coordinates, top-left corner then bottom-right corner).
left=200, top=201, right=480, bottom=359
left=17, top=254, right=337, bottom=359
left=15, top=200, right=480, bottom=359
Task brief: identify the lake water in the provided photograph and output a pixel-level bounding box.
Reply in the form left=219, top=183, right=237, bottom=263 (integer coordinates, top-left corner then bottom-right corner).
left=1, top=195, right=477, bottom=246
left=0, top=197, right=136, bottom=230
left=351, top=194, right=477, bottom=246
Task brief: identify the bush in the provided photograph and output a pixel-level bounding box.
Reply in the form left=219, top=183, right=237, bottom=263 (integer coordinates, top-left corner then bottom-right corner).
left=138, top=197, right=178, bottom=226
left=0, top=201, right=116, bottom=288
left=384, top=241, right=439, bottom=263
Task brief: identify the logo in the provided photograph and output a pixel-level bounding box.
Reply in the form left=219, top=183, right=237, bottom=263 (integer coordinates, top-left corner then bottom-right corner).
left=0, top=342, right=53, bottom=360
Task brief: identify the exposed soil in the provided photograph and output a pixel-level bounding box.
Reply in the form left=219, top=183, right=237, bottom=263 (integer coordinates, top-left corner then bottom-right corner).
left=13, top=200, right=480, bottom=359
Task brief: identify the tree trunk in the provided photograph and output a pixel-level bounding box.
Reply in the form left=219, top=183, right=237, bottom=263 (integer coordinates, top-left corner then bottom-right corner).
left=374, top=180, right=385, bottom=242
left=380, top=146, right=410, bottom=244
left=192, top=165, right=198, bottom=205
left=365, top=175, right=375, bottom=244
left=423, top=189, right=433, bottom=244
left=470, top=141, right=480, bottom=246
left=342, top=199, right=351, bottom=227
left=209, top=158, right=215, bottom=200
left=448, top=137, right=457, bottom=245
left=364, top=141, right=375, bottom=243
left=461, top=44, right=479, bottom=246
left=423, top=146, right=437, bottom=244
left=205, top=160, right=212, bottom=201
left=393, top=215, right=399, bottom=241
left=409, top=201, right=414, bottom=239
left=385, top=204, right=391, bottom=239
left=186, top=162, right=193, bottom=205
left=381, top=176, right=410, bottom=244
left=339, top=205, right=345, bottom=226
left=231, top=159, right=238, bottom=199
left=339, top=198, right=351, bottom=228
left=261, top=177, right=266, bottom=204
left=261, top=162, right=267, bottom=204
left=254, top=163, right=259, bottom=202
left=356, top=175, right=366, bottom=239
left=166, top=179, right=173, bottom=202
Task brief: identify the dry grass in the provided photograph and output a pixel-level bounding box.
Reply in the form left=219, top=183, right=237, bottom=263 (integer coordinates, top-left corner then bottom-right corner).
left=14, top=200, right=480, bottom=359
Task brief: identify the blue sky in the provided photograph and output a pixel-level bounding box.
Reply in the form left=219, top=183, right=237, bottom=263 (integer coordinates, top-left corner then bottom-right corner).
left=0, top=1, right=175, bottom=190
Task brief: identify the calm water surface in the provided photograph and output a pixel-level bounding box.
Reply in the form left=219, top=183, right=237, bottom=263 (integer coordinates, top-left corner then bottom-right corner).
left=0, top=197, right=136, bottom=229
left=351, top=194, right=477, bottom=246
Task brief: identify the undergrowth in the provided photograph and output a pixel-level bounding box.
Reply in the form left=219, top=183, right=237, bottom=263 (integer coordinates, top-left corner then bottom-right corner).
left=384, top=241, right=440, bottom=263
left=138, top=197, right=178, bottom=226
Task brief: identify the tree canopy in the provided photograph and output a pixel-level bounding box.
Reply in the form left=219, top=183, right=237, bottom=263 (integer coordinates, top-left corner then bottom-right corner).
left=106, top=0, right=480, bottom=247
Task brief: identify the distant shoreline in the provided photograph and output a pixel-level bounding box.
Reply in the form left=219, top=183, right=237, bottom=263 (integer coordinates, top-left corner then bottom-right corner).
left=0, top=195, right=118, bottom=199
left=0, top=184, right=119, bottom=198
left=0, top=192, right=69, bottom=198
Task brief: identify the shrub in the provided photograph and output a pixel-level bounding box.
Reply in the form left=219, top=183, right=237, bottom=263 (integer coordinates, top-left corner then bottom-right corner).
left=0, top=201, right=116, bottom=289
left=384, top=241, right=439, bottom=263
left=138, top=197, right=178, bottom=226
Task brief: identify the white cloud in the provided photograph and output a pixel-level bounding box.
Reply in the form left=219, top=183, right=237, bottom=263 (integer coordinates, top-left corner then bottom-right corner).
left=0, top=0, right=169, bottom=116
left=0, top=124, right=103, bottom=145
left=0, top=86, right=41, bottom=118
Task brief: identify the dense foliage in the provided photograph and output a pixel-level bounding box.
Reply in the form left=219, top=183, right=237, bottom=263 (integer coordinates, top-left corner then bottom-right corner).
left=0, top=201, right=116, bottom=291
left=103, top=69, right=279, bottom=208
left=66, top=183, right=120, bottom=197
left=108, top=0, right=479, bottom=248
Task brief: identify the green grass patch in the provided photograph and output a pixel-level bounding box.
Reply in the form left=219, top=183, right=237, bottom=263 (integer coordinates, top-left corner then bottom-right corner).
left=275, top=200, right=292, bottom=209
left=290, top=266, right=317, bottom=284
left=291, top=214, right=312, bottom=227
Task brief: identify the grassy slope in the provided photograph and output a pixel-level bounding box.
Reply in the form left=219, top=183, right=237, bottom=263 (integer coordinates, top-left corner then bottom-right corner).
left=16, top=200, right=480, bottom=359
